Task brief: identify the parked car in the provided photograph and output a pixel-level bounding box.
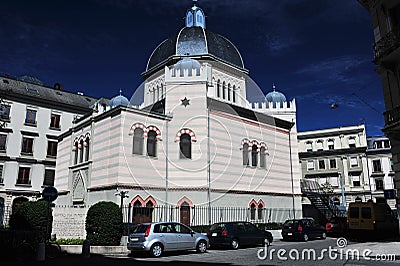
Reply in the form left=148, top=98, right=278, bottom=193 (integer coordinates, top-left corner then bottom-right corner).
left=326, top=216, right=347, bottom=236
left=127, top=222, right=209, bottom=257
left=281, top=218, right=326, bottom=241
left=207, top=221, right=273, bottom=249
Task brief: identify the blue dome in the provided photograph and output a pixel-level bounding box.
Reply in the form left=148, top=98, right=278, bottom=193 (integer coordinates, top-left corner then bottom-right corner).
left=109, top=94, right=130, bottom=108
left=265, top=88, right=287, bottom=108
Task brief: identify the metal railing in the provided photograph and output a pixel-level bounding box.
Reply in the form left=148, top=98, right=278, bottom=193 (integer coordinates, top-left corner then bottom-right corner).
left=122, top=205, right=301, bottom=227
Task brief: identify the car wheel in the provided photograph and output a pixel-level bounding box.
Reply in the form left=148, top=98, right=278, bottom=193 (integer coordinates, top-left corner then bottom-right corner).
left=303, top=233, right=309, bottom=242
left=321, top=232, right=327, bottom=239
left=150, top=243, right=163, bottom=257
left=230, top=238, right=239, bottom=250
left=196, top=240, right=207, bottom=253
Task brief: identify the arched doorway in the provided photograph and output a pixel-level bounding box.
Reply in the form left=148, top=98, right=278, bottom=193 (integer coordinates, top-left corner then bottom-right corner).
left=180, top=202, right=190, bottom=226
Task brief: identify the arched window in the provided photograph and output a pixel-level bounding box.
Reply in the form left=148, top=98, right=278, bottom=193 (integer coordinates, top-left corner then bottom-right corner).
left=250, top=203, right=256, bottom=220
left=251, top=144, right=258, bottom=167
left=133, top=128, right=144, bottom=155
left=79, top=139, right=84, bottom=163
left=260, top=146, right=266, bottom=168
left=257, top=203, right=264, bottom=220
left=147, top=130, right=157, bottom=157
left=145, top=201, right=154, bottom=220
left=232, top=85, right=236, bottom=103
left=216, top=80, right=221, bottom=98
left=180, top=133, right=192, bottom=159
left=85, top=139, right=90, bottom=161
left=243, top=143, right=249, bottom=166
left=222, top=81, right=226, bottom=99
left=227, top=84, right=231, bottom=101
left=73, top=142, right=78, bottom=164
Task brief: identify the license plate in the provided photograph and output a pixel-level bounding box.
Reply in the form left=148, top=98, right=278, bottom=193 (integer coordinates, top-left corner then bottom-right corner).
left=287, top=233, right=292, bottom=236
left=212, top=233, right=217, bottom=236
left=131, top=238, right=139, bottom=241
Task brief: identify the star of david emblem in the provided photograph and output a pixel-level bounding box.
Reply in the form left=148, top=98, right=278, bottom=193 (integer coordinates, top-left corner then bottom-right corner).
left=181, top=97, right=190, bottom=107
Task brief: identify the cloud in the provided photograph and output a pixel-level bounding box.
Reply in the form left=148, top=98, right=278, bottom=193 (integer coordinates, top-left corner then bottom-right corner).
left=295, top=56, right=371, bottom=84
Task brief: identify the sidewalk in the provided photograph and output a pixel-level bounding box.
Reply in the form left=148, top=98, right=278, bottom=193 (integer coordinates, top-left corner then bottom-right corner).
left=339, top=236, right=400, bottom=260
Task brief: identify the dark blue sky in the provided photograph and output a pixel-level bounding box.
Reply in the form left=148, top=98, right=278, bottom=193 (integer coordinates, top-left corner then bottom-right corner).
left=0, top=0, right=384, bottom=136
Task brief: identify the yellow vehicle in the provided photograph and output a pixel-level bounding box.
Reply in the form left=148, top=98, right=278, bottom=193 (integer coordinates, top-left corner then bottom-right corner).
left=347, top=201, right=398, bottom=236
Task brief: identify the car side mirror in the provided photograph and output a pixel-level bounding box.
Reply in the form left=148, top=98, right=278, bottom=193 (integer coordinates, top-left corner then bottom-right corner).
left=191, top=231, right=194, bottom=236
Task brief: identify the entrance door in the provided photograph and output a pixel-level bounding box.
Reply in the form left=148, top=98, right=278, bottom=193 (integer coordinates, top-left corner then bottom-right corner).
left=180, top=202, right=190, bottom=226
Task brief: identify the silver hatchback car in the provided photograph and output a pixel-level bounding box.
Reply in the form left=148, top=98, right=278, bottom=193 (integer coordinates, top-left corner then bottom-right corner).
left=127, top=222, right=209, bottom=257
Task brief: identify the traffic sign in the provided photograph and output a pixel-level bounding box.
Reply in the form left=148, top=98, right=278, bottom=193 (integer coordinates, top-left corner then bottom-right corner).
left=42, top=186, right=58, bottom=202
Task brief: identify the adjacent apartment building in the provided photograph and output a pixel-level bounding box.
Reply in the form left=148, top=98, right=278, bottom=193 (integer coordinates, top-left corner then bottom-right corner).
left=367, top=136, right=396, bottom=208
left=0, top=75, right=102, bottom=225
left=358, top=0, right=400, bottom=212
left=298, top=125, right=396, bottom=211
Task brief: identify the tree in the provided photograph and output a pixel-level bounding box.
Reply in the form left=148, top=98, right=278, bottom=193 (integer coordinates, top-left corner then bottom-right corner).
left=9, top=200, right=52, bottom=241
left=85, top=201, right=123, bottom=246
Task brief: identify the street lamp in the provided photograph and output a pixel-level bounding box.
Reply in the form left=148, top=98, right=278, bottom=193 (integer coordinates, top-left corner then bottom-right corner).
left=115, top=188, right=129, bottom=209
left=338, top=172, right=345, bottom=209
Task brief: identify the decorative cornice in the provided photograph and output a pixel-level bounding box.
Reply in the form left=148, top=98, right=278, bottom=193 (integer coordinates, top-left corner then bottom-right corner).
left=87, top=183, right=302, bottom=197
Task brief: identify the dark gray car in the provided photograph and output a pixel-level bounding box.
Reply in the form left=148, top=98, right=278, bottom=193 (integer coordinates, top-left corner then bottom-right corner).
left=127, top=222, right=209, bottom=257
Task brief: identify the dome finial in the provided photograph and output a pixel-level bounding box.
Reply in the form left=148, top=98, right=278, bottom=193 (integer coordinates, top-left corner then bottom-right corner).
left=119, top=89, right=122, bottom=96
left=272, top=83, right=276, bottom=91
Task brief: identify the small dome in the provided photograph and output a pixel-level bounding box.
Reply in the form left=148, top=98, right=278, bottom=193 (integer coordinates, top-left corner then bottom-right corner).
left=265, top=86, right=287, bottom=108
left=109, top=91, right=130, bottom=108
left=174, top=58, right=201, bottom=76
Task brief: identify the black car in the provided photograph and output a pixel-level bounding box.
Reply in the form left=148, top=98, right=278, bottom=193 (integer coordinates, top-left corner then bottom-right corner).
left=281, top=218, right=326, bottom=241
left=207, top=221, right=273, bottom=249
left=326, top=217, right=348, bottom=236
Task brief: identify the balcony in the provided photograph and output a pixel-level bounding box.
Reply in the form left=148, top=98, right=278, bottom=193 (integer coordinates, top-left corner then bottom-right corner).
left=373, top=29, right=400, bottom=63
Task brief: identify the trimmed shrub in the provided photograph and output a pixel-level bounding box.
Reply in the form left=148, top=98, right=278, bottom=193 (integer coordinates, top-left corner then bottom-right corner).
left=56, top=238, right=85, bottom=245
left=85, top=201, right=123, bottom=246
left=9, top=200, right=52, bottom=241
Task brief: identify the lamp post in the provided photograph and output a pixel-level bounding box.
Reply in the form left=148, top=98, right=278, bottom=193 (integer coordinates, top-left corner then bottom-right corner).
left=289, top=120, right=296, bottom=219
left=115, top=189, right=129, bottom=209
left=338, top=172, right=345, bottom=208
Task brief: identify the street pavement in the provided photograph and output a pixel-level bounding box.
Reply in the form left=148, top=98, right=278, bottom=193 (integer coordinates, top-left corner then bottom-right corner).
left=4, top=236, right=400, bottom=265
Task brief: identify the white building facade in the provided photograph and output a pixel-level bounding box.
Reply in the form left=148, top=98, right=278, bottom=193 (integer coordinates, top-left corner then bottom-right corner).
left=0, top=75, right=100, bottom=225
left=298, top=125, right=397, bottom=211
left=53, top=4, right=302, bottom=237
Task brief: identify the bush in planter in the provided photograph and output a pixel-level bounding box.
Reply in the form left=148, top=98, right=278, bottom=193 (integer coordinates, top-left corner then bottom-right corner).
left=85, top=201, right=122, bottom=246
left=9, top=200, right=52, bottom=241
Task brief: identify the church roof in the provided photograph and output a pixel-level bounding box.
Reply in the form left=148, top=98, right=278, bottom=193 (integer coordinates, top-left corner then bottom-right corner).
left=146, top=27, right=244, bottom=72
left=145, top=3, right=244, bottom=75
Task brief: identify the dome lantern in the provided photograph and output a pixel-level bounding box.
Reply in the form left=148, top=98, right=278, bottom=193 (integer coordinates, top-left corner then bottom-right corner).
left=185, top=0, right=206, bottom=29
